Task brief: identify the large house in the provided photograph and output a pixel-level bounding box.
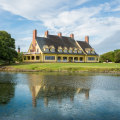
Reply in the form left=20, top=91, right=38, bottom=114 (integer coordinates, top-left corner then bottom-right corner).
left=23, top=30, right=99, bottom=63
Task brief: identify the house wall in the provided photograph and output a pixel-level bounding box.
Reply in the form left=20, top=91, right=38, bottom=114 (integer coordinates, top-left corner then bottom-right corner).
left=85, top=55, right=99, bottom=63
left=23, top=53, right=99, bottom=63
left=39, top=54, right=86, bottom=63
left=23, top=54, right=41, bottom=62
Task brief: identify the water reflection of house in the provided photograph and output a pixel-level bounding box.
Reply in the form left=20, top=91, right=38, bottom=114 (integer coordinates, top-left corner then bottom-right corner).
left=29, top=81, right=89, bottom=107
left=31, top=86, right=89, bottom=107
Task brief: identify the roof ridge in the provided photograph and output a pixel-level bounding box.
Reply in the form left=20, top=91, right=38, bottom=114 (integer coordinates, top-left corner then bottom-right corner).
left=77, top=40, right=86, bottom=42
left=49, top=34, right=71, bottom=38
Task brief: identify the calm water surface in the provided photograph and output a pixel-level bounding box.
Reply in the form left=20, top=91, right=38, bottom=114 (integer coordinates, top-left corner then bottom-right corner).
left=0, top=72, right=120, bottom=120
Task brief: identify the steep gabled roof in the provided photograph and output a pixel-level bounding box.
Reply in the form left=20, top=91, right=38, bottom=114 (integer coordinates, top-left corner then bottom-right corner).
left=36, top=35, right=84, bottom=55
left=77, top=41, right=98, bottom=55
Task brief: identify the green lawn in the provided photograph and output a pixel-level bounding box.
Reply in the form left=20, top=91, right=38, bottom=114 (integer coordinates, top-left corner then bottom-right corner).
left=8, top=63, right=120, bottom=72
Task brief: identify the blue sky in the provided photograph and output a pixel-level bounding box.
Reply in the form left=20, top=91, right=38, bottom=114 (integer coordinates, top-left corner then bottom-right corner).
left=0, top=0, right=120, bottom=54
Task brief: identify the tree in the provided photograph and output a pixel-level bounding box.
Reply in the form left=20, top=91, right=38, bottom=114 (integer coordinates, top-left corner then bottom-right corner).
left=16, top=52, right=23, bottom=63
left=100, top=51, right=114, bottom=62
left=0, top=31, right=17, bottom=64
left=114, top=50, right=120, bottom=63
left=0, top=73, right=15, bottom=105
left=100, top=49, right=120, bottom=63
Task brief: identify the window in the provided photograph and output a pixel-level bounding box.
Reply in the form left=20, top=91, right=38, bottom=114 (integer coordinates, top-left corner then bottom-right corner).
left=36, top=56, right=40, bottom=60
left=74, top=50, right=77, bottom=53
left=88, top=57, right=95, bottom=61
left=80, top=57, right=83, bottom=61
left=91, top=51, right=95, bottom=54
left=37, top=49, right=39, bottom=53
left=30, top=49, right=33, bottom=52
left=58, top=49, right=62, bottom=53
left=69, top=50, right=72, bottom=53
left=64, top=49, right=67, bottom=53
left=32, top=56, right=34, bottom=60
left=57, top=56, right=61, bottom=62
left=45, top=56, right=55, bottom=60
left=78, top=50, right=82, bottom=53
left=88, top=51, right=90, bottom=54
left=28, top=56, right=30, bottom=60
left=74, top=57, right=78, bottom=61
left=63, top=57, right=67, bottom=62
left=50, top=48, right=55, bottom=52
left=24, top=56, right=26, bottom=60
left=44, top=48, right=49, bottom=52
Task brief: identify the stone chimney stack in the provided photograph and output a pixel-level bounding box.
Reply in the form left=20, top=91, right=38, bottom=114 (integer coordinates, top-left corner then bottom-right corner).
left=58, top=32, right=62, bottom=37
left=85, top=36, right=89, bottom=44
left=70, top=34, right=74, bottom=39
left=45, top=30, right=49, bottom=38
left=18, top=46, right=20, bottom=53
left=33, top=29, right=37, bottom=52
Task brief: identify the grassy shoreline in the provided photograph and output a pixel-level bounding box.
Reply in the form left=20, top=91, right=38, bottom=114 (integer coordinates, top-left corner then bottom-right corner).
left=0, top=63, right=120, bottom=73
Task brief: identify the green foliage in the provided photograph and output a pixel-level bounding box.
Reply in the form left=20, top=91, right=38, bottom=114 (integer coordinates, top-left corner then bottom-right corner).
left=100, top=51, right=114, bottom=62
left=16, top=52, right=23, bottom=63
left=100, top=49, right=120, bottom=63
left=114, top=50, right=120, bottom=63
left=0, top=31, right=17, bottom=64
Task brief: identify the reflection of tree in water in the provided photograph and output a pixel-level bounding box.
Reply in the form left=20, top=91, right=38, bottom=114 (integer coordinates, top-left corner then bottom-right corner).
left=0, top=83, right=15, bottom=104
left=0, top=73, right=15, bottom=105
left=27, top=73, right=91, bottom=107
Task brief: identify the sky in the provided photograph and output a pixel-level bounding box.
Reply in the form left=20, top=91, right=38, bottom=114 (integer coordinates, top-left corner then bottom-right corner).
left=0, top=0, right=120, bottom=54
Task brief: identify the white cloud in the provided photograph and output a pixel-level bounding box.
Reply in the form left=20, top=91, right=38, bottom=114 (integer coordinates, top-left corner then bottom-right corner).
left=112, top=6, right=120, bottom=11
left=0, top=0, right=89, bottom=20
left=15, top=37, right=32, bottom=52
left=0, top=0, right=120, bottom=53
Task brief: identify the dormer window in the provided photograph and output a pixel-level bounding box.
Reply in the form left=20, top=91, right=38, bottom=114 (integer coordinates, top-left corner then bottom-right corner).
left=58, top=49, right=62, bottom=53
left=58, top=46, right=63, bottom=53
left=50, top=46, right=55, bottom=52
left=50, top=48, right=55, bottom=52
left=69, top=50, right=72, bottom=53
left=43, top=45, right=49, bottom=52
left=69, top=47, right=73, bottom=53
left=74, top=48, right=77, bottom=53
left=64, top=49, right=67, bottom=53
left=44, top=48, right=49, bottom=52
left=64, top=47, right=68, bottom=53
left=78, top=50, right=82, bottom=54
left=88, top=51, right=90, bottom=54
left=74, top=50, right=77, bottom=53
left=91, top=51, right=95, bottom=54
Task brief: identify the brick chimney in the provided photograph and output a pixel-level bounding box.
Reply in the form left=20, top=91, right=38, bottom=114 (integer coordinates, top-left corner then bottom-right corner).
left=18, top=46, right=20, bottom=53
left=45, top=30, right=49, bottom=37
left=33, top=29, right=37, bottom=52
left=85, top=36, right=89, bottom=44
left=58, top=32, right=62, bottom=37
left=70, top=34, right=74, bottom=39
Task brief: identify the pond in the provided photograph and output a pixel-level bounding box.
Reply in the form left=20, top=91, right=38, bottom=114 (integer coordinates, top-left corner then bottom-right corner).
left=0, top=72, right=120, bottom=120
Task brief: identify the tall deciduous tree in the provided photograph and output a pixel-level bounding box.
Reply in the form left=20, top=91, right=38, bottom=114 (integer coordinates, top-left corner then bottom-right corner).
left=0, top=31, right=17, bottom=63
left=114, top=50, right=120, bottom=63
left=100, top=49, right=120, bottom=63
left=100, top=51, right=114, bottom=62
